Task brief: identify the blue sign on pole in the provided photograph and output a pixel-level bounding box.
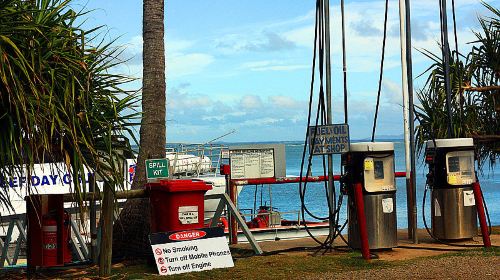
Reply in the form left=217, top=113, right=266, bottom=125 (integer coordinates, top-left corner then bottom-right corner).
left=308, top=124, right=350, bottom=155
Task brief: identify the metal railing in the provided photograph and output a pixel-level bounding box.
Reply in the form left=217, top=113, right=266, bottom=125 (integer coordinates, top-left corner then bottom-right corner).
left=166, top=143, right=229, bottom=177
left=0, top=216, right=89, bottom=268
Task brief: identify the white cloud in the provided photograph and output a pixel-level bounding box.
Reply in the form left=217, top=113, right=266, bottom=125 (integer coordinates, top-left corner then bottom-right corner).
left=241, top=60, right=308, bottom=72
left=241, top=117, right=283, bottom=126
left=118, top=35, right=214, bottom=78
left=382, top=79, right=403, bottom=106
left=168, top=53, right=214, bottom=77
left=239, top=95, right=263, bottom=110
left=214, top=31, right=296, bottom=54
left=166, top=39, right=194, bottom=53
left=283, top=26, right=314, bottom=48
left=268, top=95, right=302, bottom=109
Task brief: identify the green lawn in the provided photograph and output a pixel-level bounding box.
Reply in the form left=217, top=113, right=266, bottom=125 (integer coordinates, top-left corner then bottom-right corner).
left=92, top=246, right=498, bottom=279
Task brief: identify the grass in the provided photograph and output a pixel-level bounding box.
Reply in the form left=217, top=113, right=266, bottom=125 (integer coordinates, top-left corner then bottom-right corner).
left=428, top=246, right=500, bottom=258
left=101, top=246, right=499, bottom=279
left=3, top=243, right=497, bottom=279
left=68, top=251, right=390, bottom=280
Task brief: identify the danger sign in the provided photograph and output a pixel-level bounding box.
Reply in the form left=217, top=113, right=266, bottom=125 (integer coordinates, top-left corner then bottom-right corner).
left=150, top=227, right=234, bottom=275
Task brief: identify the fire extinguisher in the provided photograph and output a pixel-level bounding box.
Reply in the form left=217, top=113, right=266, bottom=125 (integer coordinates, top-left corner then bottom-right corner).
left=42, top=214, right=58, bottom=267
left=42, top=211, right=73, bottom=266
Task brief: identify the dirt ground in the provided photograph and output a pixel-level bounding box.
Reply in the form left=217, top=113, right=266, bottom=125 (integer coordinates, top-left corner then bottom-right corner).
left=231, top=228, right=500, bottom=261
left=319, top=255, right=500, bottom=280
left=1, top=228, right=498, bottom=279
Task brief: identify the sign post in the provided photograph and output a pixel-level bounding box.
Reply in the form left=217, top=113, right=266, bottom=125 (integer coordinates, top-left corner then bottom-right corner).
left=145, top=159, right=170, bottom=181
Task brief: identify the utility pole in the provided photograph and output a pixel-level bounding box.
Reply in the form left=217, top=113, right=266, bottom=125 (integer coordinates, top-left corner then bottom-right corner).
left=399, top=0, right=419, bottom=244
left=440, top=0, right=454, bottom=138
left=323, top=0, right=335, bottom=240
left=399, top=0, right=412, bottom=241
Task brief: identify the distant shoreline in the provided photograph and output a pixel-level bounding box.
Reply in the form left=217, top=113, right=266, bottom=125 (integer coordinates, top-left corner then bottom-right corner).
left=130, top=138, right=406, bottom=147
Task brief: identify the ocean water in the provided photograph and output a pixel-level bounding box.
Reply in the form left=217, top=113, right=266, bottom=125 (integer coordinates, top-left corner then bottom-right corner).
left=234, top=141, right=500, bottom=229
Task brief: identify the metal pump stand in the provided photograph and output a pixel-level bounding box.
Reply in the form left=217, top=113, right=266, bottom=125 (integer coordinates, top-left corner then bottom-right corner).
left=323, top=0, right=336, bottom=243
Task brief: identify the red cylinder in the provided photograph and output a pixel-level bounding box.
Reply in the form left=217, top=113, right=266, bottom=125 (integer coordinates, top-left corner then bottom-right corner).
left=42, top=215, right=58, bottom=267
left=353, top=182, right=371, bottom=260
left=472, top=182, right=491, bottom=248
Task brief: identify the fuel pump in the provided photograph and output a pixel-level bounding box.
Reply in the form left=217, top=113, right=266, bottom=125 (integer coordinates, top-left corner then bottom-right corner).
left=342, top=142, right=397, bottom=249
left=425, top=138, right=477, bottom=239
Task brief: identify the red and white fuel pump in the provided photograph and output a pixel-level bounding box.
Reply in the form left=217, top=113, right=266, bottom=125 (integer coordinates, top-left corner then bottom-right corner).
left=342, top=142, right=398, bottom=250
left=425, top=138, right=478, bottom=239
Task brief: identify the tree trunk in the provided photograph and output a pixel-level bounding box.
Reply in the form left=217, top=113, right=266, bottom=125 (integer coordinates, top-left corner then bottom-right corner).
left=113, top=0, right=166, bottom=259
left=99, top=182, right=115, bottom=276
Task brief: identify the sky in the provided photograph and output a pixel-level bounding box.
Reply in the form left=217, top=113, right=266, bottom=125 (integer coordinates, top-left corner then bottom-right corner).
left=72, top=0, right=498, bottom=143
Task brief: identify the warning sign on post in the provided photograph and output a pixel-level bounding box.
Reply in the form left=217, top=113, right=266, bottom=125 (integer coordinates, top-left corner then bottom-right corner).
left=229, top=148, right=275, bottom=179
left=308, top=124, right=350, bottom=155
left=150, top=227, right=234, bottom=275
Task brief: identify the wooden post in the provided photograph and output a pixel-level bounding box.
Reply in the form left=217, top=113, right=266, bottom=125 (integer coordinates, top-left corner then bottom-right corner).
left=229, top=180, right=238, bottom=245
left=99, top=181, right=114, bottom=276
left=89, top=175, right=98, bottom=264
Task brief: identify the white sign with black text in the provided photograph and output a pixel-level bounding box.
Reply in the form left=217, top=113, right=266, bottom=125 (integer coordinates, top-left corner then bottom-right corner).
left=229, top=148, right=275, bottom=179
left=150, top=227, right=234, bottom=275
left=178, top=206, right=199, bottom=225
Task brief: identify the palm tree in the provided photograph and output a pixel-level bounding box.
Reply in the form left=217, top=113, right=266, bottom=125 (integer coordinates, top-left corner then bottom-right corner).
left=0, top=0, right=138, bottom=211
left=113, top=0, right=166, bottom=258
left=415, top=2, right=499, bottom=167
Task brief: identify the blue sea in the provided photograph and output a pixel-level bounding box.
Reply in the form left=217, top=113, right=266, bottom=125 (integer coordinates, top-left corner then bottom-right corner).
left=233, top=141, right=500, bottom=229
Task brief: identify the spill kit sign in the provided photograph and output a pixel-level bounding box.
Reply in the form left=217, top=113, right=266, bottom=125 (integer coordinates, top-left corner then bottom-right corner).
left=308, top=124, right=350, bottom=155
left=145, top=158, right=170, bottom=181
left=150, top=227, right=234, bottom=275
left=178, top=206, right=199, bottom=225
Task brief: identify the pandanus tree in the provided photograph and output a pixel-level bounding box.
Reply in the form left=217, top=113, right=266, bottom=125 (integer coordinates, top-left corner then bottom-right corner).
left=415, top=2, right=499, bottom=167
left=0, top=0, right=139, bottom=212
left=112, top=0, right=166, bottom=259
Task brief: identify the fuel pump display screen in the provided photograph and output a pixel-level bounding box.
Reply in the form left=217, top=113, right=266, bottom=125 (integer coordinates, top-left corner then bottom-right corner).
left=363, top=155, right=395, bottom=193
left=445, top=150, right=475, bottom=185
left=374, top=161, right=384, bottom=179
left=448, top=157, right=460, bottom=172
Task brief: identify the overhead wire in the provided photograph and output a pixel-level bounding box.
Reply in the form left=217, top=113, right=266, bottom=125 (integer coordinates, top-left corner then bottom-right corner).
left=299, top=0, right=347, bottom=249
left=341, top=0, right=348, bottom=124
left=371, top=0, right=390, bottom=142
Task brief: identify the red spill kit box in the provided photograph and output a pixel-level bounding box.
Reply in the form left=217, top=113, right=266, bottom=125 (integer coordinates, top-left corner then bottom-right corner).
left=147, top=179, right=212, bottom=232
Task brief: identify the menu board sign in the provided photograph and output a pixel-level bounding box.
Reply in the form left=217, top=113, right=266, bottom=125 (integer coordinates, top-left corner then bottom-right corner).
left=229, top=148, right=275, bottom=179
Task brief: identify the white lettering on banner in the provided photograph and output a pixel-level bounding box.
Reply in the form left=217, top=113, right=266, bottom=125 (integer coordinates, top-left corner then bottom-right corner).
left=151, top=236, right=234, bottom=275
left=0, top=159, right=137, bottom=189
left=170, top=230, right=206, bottom=241
left=178, top=206, right=199, bottom=225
